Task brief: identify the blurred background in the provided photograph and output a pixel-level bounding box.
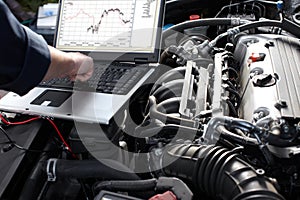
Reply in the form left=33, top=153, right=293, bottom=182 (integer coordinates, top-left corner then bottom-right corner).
left=4, top=0, right=58, bottom=23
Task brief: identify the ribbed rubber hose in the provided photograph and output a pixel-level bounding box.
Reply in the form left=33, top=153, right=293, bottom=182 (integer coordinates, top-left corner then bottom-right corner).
left=162, top=143, right=285, bottom=200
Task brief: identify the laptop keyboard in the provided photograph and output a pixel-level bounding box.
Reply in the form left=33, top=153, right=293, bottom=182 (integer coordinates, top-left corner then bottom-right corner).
left=39, top=62, right=148, bottom=95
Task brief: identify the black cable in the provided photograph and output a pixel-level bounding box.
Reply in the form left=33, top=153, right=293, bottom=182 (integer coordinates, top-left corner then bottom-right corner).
left=0, top=125, right=59, bottom=153
left=239, top=76, right=251, bottom=109
left=79, top=180, right=91, bottom=200
left=226, top=99, right=238, bottom=117
left=0, top=126, right=14, bottom=143
left=223, top=78, right=237, bottom=90
left=225, top=87, right=241, bottom=107
left=222, top=67, right=239, bottom=79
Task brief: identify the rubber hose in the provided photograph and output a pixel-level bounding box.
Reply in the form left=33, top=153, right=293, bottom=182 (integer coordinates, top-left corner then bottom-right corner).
left=160, top=46, right=181, bottom=67
left=216, top=125, right=257, bottom=146
left=163, top=18, right=238, bottom=42
left=204, top=117, right=258, bottom=145
left=162, top=143, right=285, bottom=200
left=19, top=141, right=59, bottom=200
left=236, top=18, right=300, bottom=39
left=237, top=20, right=282, bottom=32
left=43, top=159, right=140, bottom=180
left=212, top=116, right=262, bottom=133
left=93, top=178, right=157, bottom=193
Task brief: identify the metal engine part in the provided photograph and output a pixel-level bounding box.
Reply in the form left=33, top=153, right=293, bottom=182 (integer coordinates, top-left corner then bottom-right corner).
left=235, top=34, right=300, bottom=124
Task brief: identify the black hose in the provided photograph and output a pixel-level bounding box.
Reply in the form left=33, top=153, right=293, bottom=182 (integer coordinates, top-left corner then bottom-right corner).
left=216, top=125, right=257, bottom=146
left=159, top=46, right=180, bottom=67
left=43, top=159, right=140, bottom=180
left=162, top=18, right=240, bottom=42
left=19, top=141, right=59, bottom=200
left=220, top=116, right=262, bottom=133
left=234, top=18, right=300, bottom=38
left=162, top=143, right=285, bottom=200
left=93, top=178, right=157, bottom=193
left=203, top=117, right=259, bottom=145
left=210, top=18, right=300, bottom=48
left=237, top=20, right=282, bottom=32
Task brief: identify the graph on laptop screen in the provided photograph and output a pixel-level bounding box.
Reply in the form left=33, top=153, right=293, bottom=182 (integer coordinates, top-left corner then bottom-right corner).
left=56, top=0, right=162, bottom=53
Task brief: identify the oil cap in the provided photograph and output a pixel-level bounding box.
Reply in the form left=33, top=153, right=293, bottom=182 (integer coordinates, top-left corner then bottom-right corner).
left=252, top=74, right=277, bottom=87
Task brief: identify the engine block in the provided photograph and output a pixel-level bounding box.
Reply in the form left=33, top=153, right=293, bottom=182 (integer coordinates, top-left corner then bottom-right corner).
left=235, top=34, right=300, bottom=124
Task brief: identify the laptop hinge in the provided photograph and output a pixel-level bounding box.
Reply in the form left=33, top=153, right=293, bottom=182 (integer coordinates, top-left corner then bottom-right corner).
left=134, top=58, right=148, bottom=64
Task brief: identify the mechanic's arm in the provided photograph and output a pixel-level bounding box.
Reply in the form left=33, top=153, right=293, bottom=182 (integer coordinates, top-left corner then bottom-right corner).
left=43, top=46, right=94, bottom=82
left=0, top=1, right=93, bottom=96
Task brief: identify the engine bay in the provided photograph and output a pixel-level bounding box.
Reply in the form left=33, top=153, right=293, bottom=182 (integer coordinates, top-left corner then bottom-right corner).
left=1, top=0, right=300, bottom=199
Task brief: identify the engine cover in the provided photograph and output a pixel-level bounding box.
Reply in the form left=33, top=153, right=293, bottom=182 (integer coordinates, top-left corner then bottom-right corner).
left=235, top=34, right=300, bottom=123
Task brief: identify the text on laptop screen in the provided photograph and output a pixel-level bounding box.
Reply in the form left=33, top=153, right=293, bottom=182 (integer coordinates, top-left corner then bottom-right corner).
left=55, top=0, right=163, bottom=54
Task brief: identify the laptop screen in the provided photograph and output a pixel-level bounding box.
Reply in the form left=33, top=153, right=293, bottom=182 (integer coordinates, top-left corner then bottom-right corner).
left=54, top=0, right=165, bottom=62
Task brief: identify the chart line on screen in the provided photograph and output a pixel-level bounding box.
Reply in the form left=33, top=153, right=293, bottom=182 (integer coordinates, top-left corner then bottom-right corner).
left=87, top=8, right=131, bottom=34
left=58, top=0, right=135, bottom=47
left=56, top=0, right=159, bottom=51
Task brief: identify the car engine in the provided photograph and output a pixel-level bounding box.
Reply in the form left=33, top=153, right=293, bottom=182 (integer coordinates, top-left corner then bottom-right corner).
left=1, top=0, right=300, bottom=199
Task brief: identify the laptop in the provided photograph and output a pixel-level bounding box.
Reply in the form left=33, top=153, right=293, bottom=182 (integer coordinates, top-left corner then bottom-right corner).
left=0, top=0, right=165, bottom=124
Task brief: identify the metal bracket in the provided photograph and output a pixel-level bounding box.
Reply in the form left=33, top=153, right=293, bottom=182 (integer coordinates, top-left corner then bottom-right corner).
left=46, top=158, right=58, bottom=182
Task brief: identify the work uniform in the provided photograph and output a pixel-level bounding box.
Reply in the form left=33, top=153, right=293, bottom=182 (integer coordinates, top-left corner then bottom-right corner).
left=0, top=0, right=50, bottom=95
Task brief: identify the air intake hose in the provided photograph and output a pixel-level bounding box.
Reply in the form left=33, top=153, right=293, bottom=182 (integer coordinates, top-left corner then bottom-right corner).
left=162, top=143, right=285, bottom=200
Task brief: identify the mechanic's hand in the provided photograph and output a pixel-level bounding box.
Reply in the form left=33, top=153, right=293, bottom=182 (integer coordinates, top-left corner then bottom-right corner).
left=67, top=52, right=94, bottom=81
left=43, top=46, right=94, bottom=81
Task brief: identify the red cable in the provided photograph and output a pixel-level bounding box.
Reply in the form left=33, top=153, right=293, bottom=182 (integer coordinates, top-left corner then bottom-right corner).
left=0, top=114, right=77, bottom=159
left=46, top=119, right=77, bottom=159
left=0, top=115, right=40, bottom=125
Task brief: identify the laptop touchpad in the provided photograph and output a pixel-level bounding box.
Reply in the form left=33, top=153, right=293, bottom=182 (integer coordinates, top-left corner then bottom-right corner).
left=30, top=90, right=72, bottom=107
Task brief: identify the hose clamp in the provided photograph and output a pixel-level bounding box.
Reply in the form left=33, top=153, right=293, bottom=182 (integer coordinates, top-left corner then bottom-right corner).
left=46, top=158, right=58, bottom=182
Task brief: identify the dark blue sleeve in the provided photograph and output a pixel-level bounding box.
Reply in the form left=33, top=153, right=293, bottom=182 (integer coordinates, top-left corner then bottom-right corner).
left=0, top=0, right=51, bottom=95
